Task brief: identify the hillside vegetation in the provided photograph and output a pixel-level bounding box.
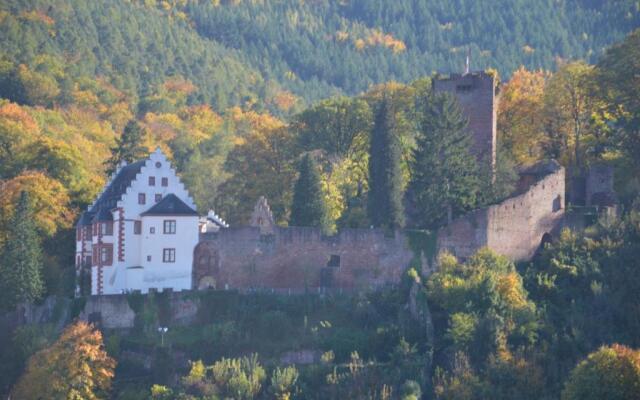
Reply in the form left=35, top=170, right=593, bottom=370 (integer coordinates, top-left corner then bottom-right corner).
left=0, top=1, right=640, bottom=398
left=1, top=0, right=638, bottom=109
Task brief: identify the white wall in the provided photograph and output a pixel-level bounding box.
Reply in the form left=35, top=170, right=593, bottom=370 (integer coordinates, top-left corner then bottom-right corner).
left=138, top=215, right=199, bottom=292
left=87, top=149, right=200, bottom=295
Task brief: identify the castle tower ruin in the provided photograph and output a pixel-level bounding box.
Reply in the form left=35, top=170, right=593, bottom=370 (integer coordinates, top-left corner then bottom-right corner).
left=433, top=71, right=498, bottom=170
left=250, top=196, right=276, bottom=234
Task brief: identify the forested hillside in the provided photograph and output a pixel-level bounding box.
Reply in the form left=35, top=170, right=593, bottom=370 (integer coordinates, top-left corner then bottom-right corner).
left=0, top=0, right=271, bottom=111
left=186, top=0, right=640, bottom=101
left=1, top=1, right=640, bottom=398
left=1, top=0, right=638, bottom=109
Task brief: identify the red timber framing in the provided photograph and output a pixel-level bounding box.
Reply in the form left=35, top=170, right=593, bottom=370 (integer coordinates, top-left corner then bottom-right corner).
left=117, top=208, right=125, bottom=262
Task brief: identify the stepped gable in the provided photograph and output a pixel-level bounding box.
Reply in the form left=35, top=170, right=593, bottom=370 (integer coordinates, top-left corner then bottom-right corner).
left=250, top=196, right=275, bottom=234
left=77, top=160, right=145, bottom=225
left=141, top=193, right=198, bottom=216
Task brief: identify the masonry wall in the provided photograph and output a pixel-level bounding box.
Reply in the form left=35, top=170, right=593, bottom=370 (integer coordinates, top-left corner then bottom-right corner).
left=438, top=165, right=565, bottom=261
left=433, top=72, right=498, bottom=168
left=585, top=165, right=615, bottom=206
left=193, top=227, right=416, bottom=291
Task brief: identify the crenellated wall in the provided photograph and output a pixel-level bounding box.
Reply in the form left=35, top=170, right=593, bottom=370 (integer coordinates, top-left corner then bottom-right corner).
left=437, top=161, right=565, bottom=261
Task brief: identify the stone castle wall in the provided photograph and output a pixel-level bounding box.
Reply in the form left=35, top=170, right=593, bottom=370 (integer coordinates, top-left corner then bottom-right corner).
left=438, top=163, right=565, bottom=261
left=433, top=72, right=498, bottom=167
left=193, top=227, right=416, bottom=291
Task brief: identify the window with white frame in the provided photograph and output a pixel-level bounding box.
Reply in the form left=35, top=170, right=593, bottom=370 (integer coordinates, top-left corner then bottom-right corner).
left=163, top=220, right=176, bottom=234
left=163, top=248, right=175, bottom=263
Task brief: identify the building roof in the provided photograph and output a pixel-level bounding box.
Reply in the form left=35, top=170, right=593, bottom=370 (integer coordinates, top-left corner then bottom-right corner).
left=77, top=161, right=146, bottom=226
left=92, top=208, right=114, bottom=222
left=141, top=193, right=198, bottom=216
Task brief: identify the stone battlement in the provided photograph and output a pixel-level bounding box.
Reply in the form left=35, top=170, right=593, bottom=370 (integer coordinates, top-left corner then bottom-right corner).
left=438, top=160, right=565, bottom=261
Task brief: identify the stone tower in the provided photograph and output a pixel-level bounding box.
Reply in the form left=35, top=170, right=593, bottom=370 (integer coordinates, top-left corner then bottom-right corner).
left=433, top=71, right=498, bottom=169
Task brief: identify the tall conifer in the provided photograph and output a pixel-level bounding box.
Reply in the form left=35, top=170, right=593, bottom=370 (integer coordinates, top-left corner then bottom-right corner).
left=407, top=93, right=480, bottom=228
left=105, top=120, right=148, bottom=175
left=368, top=97, right=405, bottom=229
left=289, top=153, right=327, bottom=227
left=0, top=191, right=44, bottom=310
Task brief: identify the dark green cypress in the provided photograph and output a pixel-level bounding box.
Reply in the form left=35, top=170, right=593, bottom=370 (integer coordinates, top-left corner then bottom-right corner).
left=289, top=153, right=327, bottom=228
left=105, top=120, right=149, bottom=175
left=368, top=97, right=405, bottom=229
left=0, top=191, right=44, bottom=311
left=407, top=92, right=480, bottom=229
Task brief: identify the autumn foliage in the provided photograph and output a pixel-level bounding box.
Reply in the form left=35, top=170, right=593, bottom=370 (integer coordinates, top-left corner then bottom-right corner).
left=11, top=321, right=116, bottom=400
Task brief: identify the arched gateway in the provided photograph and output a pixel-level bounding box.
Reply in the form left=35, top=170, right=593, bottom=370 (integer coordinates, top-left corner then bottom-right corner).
left=193, top=241, right=221, bottom=290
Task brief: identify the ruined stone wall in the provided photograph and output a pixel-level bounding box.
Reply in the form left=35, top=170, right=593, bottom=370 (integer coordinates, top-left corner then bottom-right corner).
left=585, top=165, right=616, bottom=206
left=193, top=227, right=416, bottom=291
left=438, top=164, right=565, bottom=261
left=487, top=168, right=565, bottom=260
left=436, top=209, right=489, bottom=261
left=433, top=72, right=498, bottom=168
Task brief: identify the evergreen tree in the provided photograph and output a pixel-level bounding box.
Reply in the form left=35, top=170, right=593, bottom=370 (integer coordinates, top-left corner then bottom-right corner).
left=368, top=97, right=405, bottom=229
left=104, top=120, right=148, bottom=175
left=289, top=153, right=327, bottom=228
left=0, top=191, right=44, bottom=311
left=407, top=93, right=479, bottom=229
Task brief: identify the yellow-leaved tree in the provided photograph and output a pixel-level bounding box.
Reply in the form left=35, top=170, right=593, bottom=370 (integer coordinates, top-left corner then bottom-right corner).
left=0, top=171, right=73, bottom=247
left=11, top=321, right=116, bottom=400
left=498, top=66, right=549, bottom=164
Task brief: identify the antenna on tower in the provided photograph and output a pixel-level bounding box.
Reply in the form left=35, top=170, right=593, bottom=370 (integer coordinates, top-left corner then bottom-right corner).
left=464, top=47, right=470, bottom=75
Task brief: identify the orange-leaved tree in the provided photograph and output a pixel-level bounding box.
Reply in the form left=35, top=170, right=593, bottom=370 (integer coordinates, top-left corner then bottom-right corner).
left=11, top=321, right=116, bottom=400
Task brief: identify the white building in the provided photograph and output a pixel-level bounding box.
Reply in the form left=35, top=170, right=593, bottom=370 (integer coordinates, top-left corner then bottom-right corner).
left=75, top=148, right=199, bottom=295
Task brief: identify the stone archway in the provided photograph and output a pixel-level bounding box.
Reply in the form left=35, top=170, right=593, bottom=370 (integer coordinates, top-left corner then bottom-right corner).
left=198, top=276, right=217, bottom=290
left=539, top=232, right=553, bottom=251
left=193, top=241, right=221, bottom=290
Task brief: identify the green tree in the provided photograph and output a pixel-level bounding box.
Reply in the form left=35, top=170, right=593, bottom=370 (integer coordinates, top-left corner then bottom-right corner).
left=104, top=120, right=148, bottom=175
left=400, top=380, right=422, bottom=400
left=294, top=97, right=372, bottom=158
left=211, top=354, right=266, bottom=400
left=289, top=153, right=327, bottom=228
left=407, top=93, right=479, bottom=228
left=597, top=29, right=640, bottom=174
left=0, top=191, right=43, bottom=311
left=270, top=366, right=299, bottom=400
left=543, top=61, right=598, bottom=173
left=368, top=97, right=405, bottom=229
left=562, top=344, right=640, bottom=400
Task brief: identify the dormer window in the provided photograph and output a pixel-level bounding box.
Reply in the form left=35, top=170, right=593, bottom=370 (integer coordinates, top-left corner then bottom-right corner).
left=161, top=177, right=168, bottom=187
left=155, top=194, right=162, bottom=203
left=149, top=176, right=156, bottom=186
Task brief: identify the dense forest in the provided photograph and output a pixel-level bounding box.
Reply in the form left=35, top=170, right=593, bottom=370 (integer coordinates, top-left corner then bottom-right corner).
left=1, top=0, right=639, bottom=109
left=0, top=0, right=640, bottom=398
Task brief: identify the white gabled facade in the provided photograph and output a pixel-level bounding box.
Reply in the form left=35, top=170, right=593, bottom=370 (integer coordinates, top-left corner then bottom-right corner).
left=75, top=149, right=199, bottom=295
